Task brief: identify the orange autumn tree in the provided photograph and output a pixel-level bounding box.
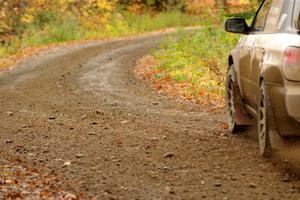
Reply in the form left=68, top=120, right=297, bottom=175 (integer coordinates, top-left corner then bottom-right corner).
left=70, top=0, right=117, bottom=30
left=0, top=0, right=25, bottom=36
left=23, top=0, right=117, bottom=30
left=0, top=0, right=117, bottom=39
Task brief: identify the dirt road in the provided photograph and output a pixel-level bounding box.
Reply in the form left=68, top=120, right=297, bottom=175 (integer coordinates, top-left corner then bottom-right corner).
left=1, top=33, right=300, bottom=199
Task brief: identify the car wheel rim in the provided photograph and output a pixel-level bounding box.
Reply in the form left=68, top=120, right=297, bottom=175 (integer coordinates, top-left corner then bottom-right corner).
left=258, top=87, right=267, bottom=155
left=226, top=75, right=235, bottom=130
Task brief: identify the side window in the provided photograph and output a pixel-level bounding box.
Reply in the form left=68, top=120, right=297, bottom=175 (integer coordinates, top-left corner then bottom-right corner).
left=293, top=0, right=300, bottom=30
left=253, top=0, right=272, bottom=32
left=264, top=0, right=285, bottom=32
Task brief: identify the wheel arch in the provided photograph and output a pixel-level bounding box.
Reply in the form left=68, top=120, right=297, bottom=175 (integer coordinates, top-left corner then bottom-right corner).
left=228, top=53, right=242, bottom=92
left=226, top=56, right=254, bottom=126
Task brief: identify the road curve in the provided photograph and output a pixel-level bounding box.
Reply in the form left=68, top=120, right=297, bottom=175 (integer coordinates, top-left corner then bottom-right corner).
left=1, top=33, right=300, bottom=199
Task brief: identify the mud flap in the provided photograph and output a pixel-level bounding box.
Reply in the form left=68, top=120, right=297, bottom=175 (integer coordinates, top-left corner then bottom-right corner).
left=233, top=82, right=255, bottom=125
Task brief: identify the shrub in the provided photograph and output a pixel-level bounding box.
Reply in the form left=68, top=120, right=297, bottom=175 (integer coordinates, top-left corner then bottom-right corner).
left=153, top=26, right=239, bottom=96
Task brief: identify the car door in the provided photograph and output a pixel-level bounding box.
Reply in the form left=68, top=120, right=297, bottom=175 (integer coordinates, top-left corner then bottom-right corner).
left=249, top=0, right=285, bottom=108
left=238, top=34, right=255, bottom=103
left=241, top=0, right=273, bottom=108
left=237, top=0, right=272, bottom=106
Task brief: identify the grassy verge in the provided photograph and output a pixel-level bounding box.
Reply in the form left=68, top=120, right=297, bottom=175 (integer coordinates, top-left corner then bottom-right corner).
left=0, top=11, right=201, bottom=69
left=135, top=9, right=256, bottom=108
left=137, top=26, right=239, bottom=108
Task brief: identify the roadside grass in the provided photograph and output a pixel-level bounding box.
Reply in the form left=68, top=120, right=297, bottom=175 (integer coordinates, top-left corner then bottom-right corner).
left=85, top=11, right=200, bottom=38
left=146, top=25, right=239, bottom=107
left=0, top=11, right=201, bottom=68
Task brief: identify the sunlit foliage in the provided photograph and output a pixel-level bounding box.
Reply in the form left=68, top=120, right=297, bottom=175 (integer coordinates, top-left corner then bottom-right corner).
left=153, top=26, right=239, bottom=96
left=0, top=0, right=254, bottom=37
left=0, top=0, right=117, bottom=36
left=0, top=0, right=254, bottom=61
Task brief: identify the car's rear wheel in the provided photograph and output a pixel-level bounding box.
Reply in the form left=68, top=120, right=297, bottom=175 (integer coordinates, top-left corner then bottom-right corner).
left=225, top=66, right=243, bottom=133
left=258, top=80, right=272, bottom=157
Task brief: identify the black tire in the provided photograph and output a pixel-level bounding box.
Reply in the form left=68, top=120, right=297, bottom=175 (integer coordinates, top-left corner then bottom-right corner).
left=225, top=65, right=243, bottom=133
left=258, top=80, right=272, bottom=157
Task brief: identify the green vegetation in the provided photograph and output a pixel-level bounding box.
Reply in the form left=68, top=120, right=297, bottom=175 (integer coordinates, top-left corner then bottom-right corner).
left=0, top=11, right=201, bottom=59
left=152, top=24, right=239, bottom=97
left=88, top=11, right=201, bottom=38
left=149, top=3, right=259, bottom=99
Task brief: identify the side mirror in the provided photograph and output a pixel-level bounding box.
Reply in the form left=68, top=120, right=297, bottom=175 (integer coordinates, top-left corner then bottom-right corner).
left=225, top=18, right=249, bottom=34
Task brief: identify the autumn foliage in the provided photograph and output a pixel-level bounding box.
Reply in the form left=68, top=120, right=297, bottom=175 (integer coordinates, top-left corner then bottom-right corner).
left=0, top=0, right=255, bottom=70
left=0, top=0, right=254, bottom=38
left=0, top=0, right=117, bottom=37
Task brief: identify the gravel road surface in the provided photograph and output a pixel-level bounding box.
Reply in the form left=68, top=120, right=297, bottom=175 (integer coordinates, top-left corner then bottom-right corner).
left=1, top=33, right=300, bottom=199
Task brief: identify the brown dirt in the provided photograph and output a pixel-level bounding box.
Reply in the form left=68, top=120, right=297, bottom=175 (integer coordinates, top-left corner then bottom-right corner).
left=1, top=33, right=300, bottom=199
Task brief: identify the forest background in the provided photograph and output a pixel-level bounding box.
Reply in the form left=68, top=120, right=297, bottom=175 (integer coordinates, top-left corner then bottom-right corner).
left=0, top=0, right=259, bottom=56
left=0, top=0, right=261, bottom=104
